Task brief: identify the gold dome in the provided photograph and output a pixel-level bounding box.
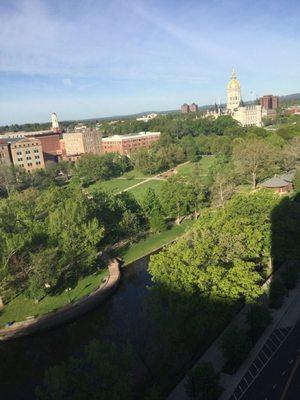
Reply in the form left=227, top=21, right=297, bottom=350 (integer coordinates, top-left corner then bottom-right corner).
left=227, top=69, right=240, bottom=90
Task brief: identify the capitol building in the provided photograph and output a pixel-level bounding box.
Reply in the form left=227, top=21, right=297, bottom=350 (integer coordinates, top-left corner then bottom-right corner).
left=207, top=70, right=262, bottom=127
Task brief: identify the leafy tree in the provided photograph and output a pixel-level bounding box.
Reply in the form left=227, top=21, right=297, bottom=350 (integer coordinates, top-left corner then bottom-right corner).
left=141, top=188, right=163, bottom=218
left=160, top=175, right=198, bottom=223
left=209, top=159, right=237, bottom=207
left=220, top=326, right=251, bottom=368
left=246, top=304, right=272, bottom=338
left=48, top=197, right=104, bottom=281
left=36, top=341, right=133, bottom=400
left=26, top=248, right=60, bottom=301
left=233, top=138, right=275, bottom=189
left=75, top=153, right=132, bottom=184
left=149, top=212, right=167, bottom=233
left=280, top=137, right=300, bottom=171
left=185, top=362, right=222, bottom=400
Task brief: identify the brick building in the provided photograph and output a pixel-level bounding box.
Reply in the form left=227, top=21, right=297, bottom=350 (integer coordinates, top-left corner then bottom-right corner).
left=29, top=132, right=61, bottom=162
left=1, top=131, right=61, bottom=163
left=260, top=95, right=279, bottom=110
left=10, top=138, right=45, bottom=172
left=190, top=103, right=199, bottom=112
left=181, top=104, right=190, bottom=113
left=62, top=129, right=102, bottom=156
left=102, top=132, right=160, bottom=155
left=0, top=140, right=12, bottom=165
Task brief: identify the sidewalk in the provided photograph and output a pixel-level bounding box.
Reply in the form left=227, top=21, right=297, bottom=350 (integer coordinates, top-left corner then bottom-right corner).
left=167, top=278, right=300, bottom=400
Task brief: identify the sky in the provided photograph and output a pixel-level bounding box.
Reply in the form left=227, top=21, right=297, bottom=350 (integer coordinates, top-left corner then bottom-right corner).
left=0, top=0, right=300, bottom=125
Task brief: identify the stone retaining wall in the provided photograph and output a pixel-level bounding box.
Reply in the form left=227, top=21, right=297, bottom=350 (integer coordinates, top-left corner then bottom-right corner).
left=0, top=259, right=120, bottom=341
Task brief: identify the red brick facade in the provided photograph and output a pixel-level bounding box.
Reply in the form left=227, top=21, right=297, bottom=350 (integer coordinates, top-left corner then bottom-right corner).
left=102, top=132, right=160, bottom=155
left=260, top=95, right=279, bottom=110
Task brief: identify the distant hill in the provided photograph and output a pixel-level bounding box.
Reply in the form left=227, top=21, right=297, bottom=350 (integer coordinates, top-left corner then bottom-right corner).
left=279, top=93, right=300, bottom=101
left=279, top=93, right=300, bottom=105
left=1, top=92, right=299, bottom=131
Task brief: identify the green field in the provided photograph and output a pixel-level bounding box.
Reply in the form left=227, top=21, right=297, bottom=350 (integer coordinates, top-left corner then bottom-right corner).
left=127, top=179, right=164, bottom=202
left=177, top=156, right=215, bottom=177
left=120, top=219, right=194, bottom=265
left=121, top=169, right=153, bottom=179
left=89, top=178, right=143, bottom=194
left=0, top=268, right=108, bottom=327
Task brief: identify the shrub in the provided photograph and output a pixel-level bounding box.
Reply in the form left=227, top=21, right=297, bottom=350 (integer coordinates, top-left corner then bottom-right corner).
left=185, top=362, right=222, bottom=400
left=220, top=326, right=252, bottom=369
left=246, top=304, right=272, bottom=338
left=269, top=279, right=287, bottom=309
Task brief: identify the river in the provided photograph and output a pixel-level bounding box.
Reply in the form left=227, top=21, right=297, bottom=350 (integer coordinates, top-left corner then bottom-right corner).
left=0, top=256, right=154, bottom=400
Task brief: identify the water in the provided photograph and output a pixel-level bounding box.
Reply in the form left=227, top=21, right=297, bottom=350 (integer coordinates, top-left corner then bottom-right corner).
left=0, top=256, right=153, bottom=400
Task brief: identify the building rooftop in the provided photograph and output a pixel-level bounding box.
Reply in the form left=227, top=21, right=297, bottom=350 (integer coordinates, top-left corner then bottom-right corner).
left=261, top=171, right=295, bottom=188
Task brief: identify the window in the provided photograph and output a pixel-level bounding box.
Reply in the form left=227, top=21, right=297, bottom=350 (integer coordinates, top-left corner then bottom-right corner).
left=26, top=156, right=32, bottom=160
left=27, top=163, right=32, bottom=167
left=36, top=161, right=41, bottom=165
left=25, top=149, right=30, bottom=154
left=35, top=155, right=40, bottom=160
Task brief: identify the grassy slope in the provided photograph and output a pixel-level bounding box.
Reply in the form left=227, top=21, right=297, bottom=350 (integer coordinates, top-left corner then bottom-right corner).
left=0, top=268, right=108, bottom=327
left=127, top=179, right=164, bottom=202
left=176, top=156, right=215, bottom=178
left=120, top=219, right=194, bottom=265
left=89, top=178, right=143, bottom=194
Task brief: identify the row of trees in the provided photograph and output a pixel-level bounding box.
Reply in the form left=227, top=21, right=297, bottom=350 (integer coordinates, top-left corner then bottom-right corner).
left=0, top=186, right=146, bottom=303
left=143, top=190, right=299, bottom=392
left=0, top=152, right=133, bottom=198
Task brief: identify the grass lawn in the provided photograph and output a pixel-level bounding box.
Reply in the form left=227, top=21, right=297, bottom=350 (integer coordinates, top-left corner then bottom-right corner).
left=120, top=219, right=195, bottom=265
left=89, top=178, right=144, bottom=194
left=121, top=168, right=153, bottom=179
left=127, top=179, right=164, bottom=202
left=0, top=268, right=108, bottom=328
left=177, top=155, right=215, bottom=177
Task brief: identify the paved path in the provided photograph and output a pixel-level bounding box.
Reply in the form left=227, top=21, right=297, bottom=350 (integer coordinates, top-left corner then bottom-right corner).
left=117, top=161, right=191, bottom=194
left=0, top=259, right=120, bottom=341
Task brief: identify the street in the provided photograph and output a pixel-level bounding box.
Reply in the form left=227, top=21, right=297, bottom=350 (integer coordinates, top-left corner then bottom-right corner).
left=230, top=320, right=300, bottom=400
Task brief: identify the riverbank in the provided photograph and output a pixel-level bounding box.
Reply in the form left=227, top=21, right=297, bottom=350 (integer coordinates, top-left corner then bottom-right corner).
left=0, top=260, right=120, bottom=341
left=120, top=219, right=194, bottom=266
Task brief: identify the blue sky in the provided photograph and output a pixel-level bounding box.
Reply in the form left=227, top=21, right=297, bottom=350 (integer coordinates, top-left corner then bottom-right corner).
left=0, top=0, right=299, bottom=125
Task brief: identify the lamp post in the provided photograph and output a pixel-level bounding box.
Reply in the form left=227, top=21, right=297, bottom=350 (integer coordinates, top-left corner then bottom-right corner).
left=65, top=288, right=72, bottom=303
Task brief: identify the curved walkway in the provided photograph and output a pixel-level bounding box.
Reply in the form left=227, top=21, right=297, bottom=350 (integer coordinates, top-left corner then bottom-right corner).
left=0, top=259, right=120, bottom=341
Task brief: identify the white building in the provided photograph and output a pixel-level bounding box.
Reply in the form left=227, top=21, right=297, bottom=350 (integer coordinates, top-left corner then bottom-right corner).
left=136, top=113, right=158, bottom=122
left=206, top=70, right=262, bottom=127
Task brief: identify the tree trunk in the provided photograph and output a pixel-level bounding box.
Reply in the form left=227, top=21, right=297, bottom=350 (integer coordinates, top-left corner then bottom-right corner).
left=0, top=296, right=4, bottom=310
left=252, top=172, right=257, bottom=190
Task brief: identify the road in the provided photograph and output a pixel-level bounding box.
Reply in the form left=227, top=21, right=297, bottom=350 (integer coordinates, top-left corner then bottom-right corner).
left=231, top=320, right=300, bottom=400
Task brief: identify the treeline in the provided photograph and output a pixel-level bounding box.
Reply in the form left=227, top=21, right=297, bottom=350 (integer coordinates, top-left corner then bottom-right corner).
left=0, top=153, right=132, bottom=198
left=146, top=190, right=300, bottom=394
left=0, top=186, right=146, bottom=303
